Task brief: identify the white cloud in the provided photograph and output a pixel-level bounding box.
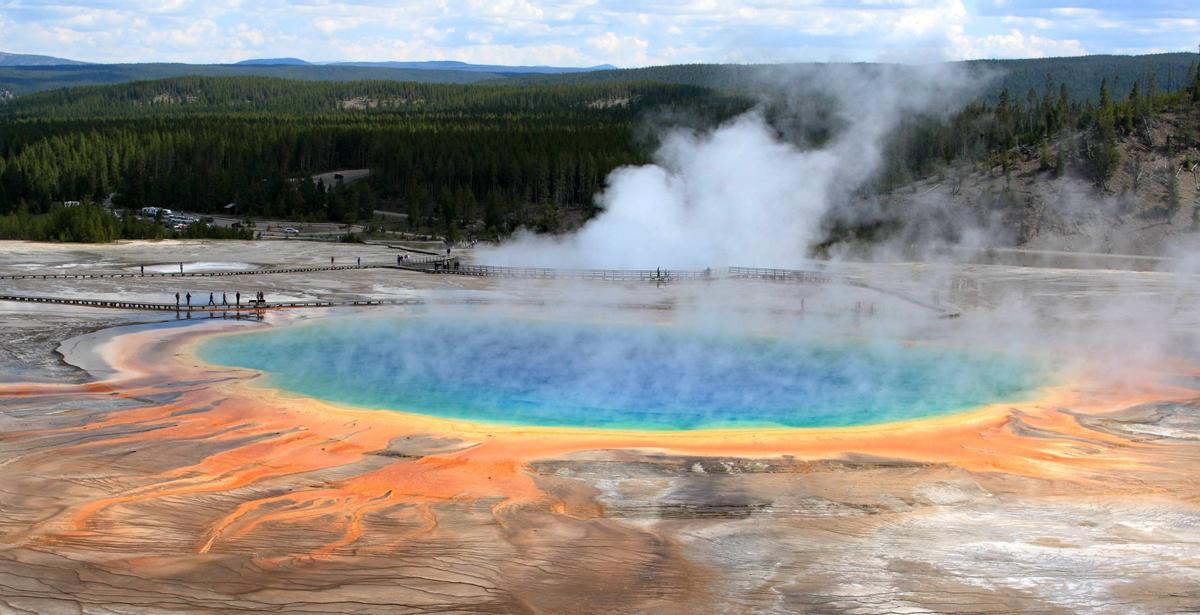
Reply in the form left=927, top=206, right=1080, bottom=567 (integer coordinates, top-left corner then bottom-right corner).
left=312, top=16, right=370, bottom=34
left=0, top=0, right=1194, bottom=66
left=236, top=26, right=266, bottom=47
left=1001, top=15, right=1053, bottom=31
left=950, top=27, right=1087, bottom=60
left=586, top=32, right=650, bottom=65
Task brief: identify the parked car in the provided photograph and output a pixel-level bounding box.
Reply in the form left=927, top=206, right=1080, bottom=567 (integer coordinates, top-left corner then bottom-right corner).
left=283, top=227, right=300, bottom=235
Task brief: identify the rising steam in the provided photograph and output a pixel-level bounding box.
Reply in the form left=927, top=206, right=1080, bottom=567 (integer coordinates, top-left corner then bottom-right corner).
left=482, top=64, right=981, bottom=269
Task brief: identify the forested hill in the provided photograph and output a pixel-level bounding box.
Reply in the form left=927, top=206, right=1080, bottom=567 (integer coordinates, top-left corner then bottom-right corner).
left=0, top=78, right=751, bottom=240
left=0, top=51, right=88, bottom=67
left=1, top=58, right=1197, bottom=245
left=0, top=77, right=739, bottom=119
left=503, top=53, right=1200, bottom=103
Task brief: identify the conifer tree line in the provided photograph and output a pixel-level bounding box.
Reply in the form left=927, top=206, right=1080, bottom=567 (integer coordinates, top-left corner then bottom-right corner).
left=0, top=64, right=1197, bottom=242
left=878, top=62, right=1200, bottom=189
left=0, top=79, right=747, bottom=238
left=0, top=203, right=252, bottom=242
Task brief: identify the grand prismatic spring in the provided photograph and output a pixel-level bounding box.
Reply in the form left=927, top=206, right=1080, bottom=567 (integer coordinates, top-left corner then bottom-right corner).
left=198, top=315, right=1044, bottom=430
left=2, top=241, right=1200, bottom=612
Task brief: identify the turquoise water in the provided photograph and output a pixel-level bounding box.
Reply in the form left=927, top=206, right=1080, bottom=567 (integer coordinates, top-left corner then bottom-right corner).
left=197, top=316, right=1044, bottom=430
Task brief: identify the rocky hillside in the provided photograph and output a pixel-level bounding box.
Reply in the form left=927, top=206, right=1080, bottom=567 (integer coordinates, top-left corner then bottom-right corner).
left=880, top=112, right=1200, bottom=256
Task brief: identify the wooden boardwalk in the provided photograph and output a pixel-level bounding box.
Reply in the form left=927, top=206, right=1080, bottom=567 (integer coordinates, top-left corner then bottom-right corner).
left=0, top=264, right=402, bottom=281
left=726, top=266, right=958, bottom=317
left=727, top=266, right=836, bottom=284
left=0, top=293, right=433, bottom=312
left=0, top=258, right=959, bottom=318
left=435, top=263, right=710, bottom=281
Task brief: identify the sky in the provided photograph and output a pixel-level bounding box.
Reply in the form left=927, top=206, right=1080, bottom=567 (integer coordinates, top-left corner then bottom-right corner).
left=0, top=1, right=1197, bottom=67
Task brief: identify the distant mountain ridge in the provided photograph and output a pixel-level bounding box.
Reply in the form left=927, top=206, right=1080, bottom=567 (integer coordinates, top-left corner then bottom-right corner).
left=234, top=58, right=311, bottom=66
left=0, top=58, right=622, bottom=96
left=0, top=52, right=1196, bottom=104
left=234, top=57, right=615, bottom=74
left=327, top=60, right=617, bottom=74
left=0, top=63, right=505, bottom=95
left=504, top=53, right=1200, bottom=103
left=0, top=51, right=88, bottom=67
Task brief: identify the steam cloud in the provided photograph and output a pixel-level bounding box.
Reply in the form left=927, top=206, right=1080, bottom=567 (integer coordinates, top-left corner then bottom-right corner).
left=483, top=64, right=980, bottom=269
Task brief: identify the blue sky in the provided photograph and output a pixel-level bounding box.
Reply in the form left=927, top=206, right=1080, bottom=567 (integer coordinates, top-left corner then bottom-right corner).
left=1, top=1, right=1197, bottom=66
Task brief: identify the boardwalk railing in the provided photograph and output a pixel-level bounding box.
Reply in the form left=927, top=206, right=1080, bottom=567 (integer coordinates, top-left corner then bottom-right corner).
left=0, top=264, right=402, bottom=281
left=727, top=266, right=836, bottom=284
left=727, top=265, right=958, bottom=317
left=0, top=294, right=431, bottom=312
left=430, top=263, right=711, bottom=282
left=401, top=254, right=453, bottom=266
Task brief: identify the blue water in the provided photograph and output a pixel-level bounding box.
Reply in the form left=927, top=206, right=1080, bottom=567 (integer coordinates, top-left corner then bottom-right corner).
left=197, top=316, right=1044, bottom=430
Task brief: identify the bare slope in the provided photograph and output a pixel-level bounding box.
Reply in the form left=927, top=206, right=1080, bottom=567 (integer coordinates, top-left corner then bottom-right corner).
left=878, top=112, right=1200, bottom=256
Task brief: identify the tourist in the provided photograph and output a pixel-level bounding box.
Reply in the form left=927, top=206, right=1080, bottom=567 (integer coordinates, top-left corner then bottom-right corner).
left=235, top=291, right=240, bottom=307
left=221, top=292, right=228, bottom=306
left=179, top=262, right=184, bottom=274
left=397, top=255, right=402, bottom=266
left=331, top=256, right=335, bottom=265
left=357, top=256, right=361, bottom=266
left=140, top=264, right=144, bottom=275
left=186, top=292, right=191, bottom=306
left=175, top=292, right=180, bottom=307
left=207, top=292, right=215, bottom=306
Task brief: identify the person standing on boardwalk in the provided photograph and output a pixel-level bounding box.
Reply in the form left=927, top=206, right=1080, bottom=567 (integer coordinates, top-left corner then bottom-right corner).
left=357, top=256, right=361, bottom=267
left=179, top=262, right=184, bottom=274
left=207, top=292, right=215, bottom=306
left=175, top=292, right=180, bottom=307
left=221, top=292, right=228, bottom=306
left=235, top=291, right=240, bottom=307
left=186, top=292, right=191, bottom=306
left=140, top=264, right=145, bottom=275
left=331, top=256, right=335, bottom=265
